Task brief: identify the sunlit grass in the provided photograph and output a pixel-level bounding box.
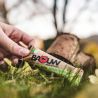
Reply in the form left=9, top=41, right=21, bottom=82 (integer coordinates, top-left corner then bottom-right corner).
left=0, top=58, right=95, bottom=98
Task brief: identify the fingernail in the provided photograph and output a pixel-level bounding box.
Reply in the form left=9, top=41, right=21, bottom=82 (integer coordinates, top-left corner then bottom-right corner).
left=19, top=48, right=30, bottom=56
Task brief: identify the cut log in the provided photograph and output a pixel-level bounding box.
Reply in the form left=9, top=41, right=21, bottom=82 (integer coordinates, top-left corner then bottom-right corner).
left=47, top=33, right=80, bottom=62
left=74, top=52, right=96, bottom=73
left=47, top=33, right=96, bottom=73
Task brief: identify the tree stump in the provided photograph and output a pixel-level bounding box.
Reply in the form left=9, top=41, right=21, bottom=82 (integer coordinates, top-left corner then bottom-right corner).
left=47, top=33, right=96, bottom=74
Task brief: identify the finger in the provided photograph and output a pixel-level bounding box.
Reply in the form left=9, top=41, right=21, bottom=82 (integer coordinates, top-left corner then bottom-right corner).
left=18, top=41, right=28, bottom=48
left=0, top=47, right=10, bottom=60
left=0, top=22, right=35, bottom=45
left=0, top=30, right=30, bottom=57
left=11, top=56, right=19, bottom=65
left=9, top=28, right=34, bottom=45
left=0, top=48, right=21, bottom=68
left=9, top=56, right=19, bottom=66
left=0, top=52, right=4, bottom=60
left=8, top=55, right=25, bottom=68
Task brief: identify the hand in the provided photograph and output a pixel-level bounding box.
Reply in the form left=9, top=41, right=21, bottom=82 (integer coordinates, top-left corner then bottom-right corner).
left=0, top=22, right=35, bottom=60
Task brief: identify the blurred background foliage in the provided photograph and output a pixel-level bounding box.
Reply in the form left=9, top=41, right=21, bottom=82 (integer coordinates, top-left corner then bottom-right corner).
left=83, top=42, right=98, bottom=66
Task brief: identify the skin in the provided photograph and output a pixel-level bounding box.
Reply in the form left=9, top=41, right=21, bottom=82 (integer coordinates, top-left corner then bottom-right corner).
left=0, top=22, right=35, bottom=61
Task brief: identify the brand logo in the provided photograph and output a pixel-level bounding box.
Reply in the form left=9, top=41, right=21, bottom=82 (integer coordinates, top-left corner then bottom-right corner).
left=31, top=54, right=61, bottom=66
left=39, top=56, right=48, bottom=63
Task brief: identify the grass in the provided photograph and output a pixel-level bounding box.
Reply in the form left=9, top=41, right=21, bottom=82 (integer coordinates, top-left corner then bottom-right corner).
left=0, top=58, right=90, bottom=98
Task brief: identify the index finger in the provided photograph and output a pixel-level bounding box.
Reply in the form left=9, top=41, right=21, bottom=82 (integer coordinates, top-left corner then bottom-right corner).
left=0, top=22, right=34, bottom=45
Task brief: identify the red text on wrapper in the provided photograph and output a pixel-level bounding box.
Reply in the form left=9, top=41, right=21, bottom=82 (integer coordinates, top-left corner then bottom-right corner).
left=31, top=54, right=61, bottom=66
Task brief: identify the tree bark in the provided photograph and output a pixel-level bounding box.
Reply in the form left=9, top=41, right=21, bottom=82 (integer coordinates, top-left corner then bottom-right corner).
left=0, top=0, right=8, bottom=23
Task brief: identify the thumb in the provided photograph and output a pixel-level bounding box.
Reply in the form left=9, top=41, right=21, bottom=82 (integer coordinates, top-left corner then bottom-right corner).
left=0, top=31, right=30, bottom=57
left=10, top=43, right=30, bottom=57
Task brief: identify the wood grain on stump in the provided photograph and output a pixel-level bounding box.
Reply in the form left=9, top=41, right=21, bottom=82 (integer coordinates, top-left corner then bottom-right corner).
left=47, top=33, right=80, bottom=62
left=47, top=33, right=96, bottom=74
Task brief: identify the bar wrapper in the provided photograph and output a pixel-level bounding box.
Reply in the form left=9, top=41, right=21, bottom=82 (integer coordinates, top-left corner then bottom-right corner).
left=24, top=48, right=84, bottom=86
